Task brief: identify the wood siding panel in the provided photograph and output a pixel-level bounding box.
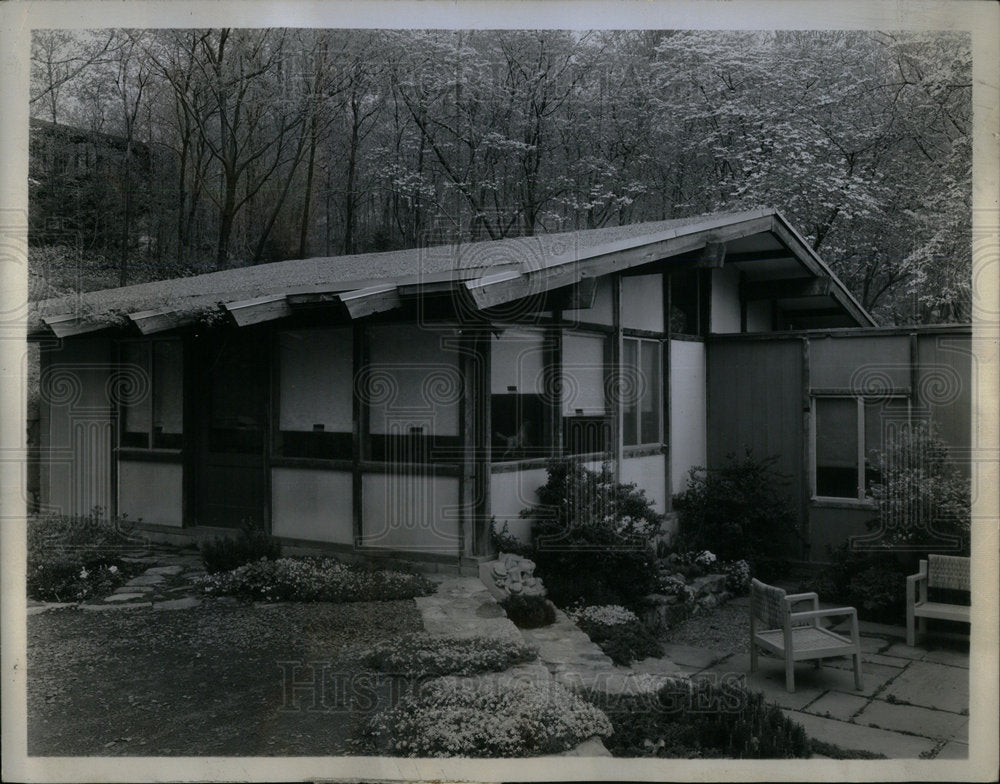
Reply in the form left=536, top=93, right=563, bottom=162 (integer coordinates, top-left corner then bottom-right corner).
left=670, top=340, right=707, bottom=492
left=810, top=335, right=910, bottom=391
left=706, top=339, right=803, bottom=521
left=916, top=333, right=973, bottom=474
left=271, top=467, right=353, bottom=544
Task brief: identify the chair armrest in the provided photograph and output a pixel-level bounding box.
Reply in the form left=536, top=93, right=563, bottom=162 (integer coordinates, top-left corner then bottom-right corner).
left=785, top=592, right=819, bottom=604
left=789, top=607, right=857, bottom=622
left=907, top=572, right=927, bottom=585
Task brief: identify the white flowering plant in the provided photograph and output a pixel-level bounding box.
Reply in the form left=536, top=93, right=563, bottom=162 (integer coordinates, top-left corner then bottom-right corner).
left=358, top=633, right=537, bottom=677
left=357, top=678, right=612, bottom=757
left=569, top=604, right=662, bottom=665
left=721, top=559, right=751, bottom=594
left=199, top=557, right=435, bottom=603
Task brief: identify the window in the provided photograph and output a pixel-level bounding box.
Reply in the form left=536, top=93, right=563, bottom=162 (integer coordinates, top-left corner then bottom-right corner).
left=669, top=267, right=701, bottom=335
left=277, top=328, right=353, bottom=459
left=813, top=396, right=910, bottom=500
left=368, top=324, right=462, bottom=464
left=119, top=340, right=183, bottom=449
left=562, top=332, right=611, bottom=455
left=491, top=329, right=554, bottom=461
left=622, top=337, right=661, bottom=447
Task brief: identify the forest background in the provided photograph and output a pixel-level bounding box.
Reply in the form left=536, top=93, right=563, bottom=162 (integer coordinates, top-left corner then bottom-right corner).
left=28, top=28, right=972, bottom=325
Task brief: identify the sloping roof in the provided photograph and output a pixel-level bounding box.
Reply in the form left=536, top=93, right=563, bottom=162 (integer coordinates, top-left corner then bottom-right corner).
left=31, top=207, right=875, bottom=336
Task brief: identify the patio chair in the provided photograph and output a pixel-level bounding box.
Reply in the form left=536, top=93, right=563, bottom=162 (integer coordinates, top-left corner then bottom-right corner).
left=750, top=578, right=863, bottom=693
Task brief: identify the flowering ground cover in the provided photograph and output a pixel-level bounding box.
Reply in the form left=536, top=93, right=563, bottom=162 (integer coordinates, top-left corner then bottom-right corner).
left=199, top=557, right=435, bottom=603
left=568, top=604, right=663, bottom=665
left=356, top=679, right=612, bottom=757
left=356, top=633, right=537, bottom=677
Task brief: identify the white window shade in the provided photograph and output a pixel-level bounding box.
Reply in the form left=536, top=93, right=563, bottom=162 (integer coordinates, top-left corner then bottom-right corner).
left=368, top=324, right=461, bottom=436
left=562, top=332, right=606, bottom=416
left=279, top=328, right=353, bottom=432
left=621, top=273, right=664, bottom=332
left=491, top=329, right=546, bottom=395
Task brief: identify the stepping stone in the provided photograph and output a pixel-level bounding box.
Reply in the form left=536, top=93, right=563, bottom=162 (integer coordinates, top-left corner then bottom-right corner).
left=153, top=597, right=201, bottom=610
left=855, top=699, right=968, bottom=741
left=146, top=565, right=183, bottom=576
left=783, top=710, right=937, bottom=758
left=921, top=648, right=969, bottom=669
left=804, top=691, right=871, bottom=721
left=114, top=585, right=153, bottom=594
left=880, top=661, right=969, bottom=714
left=104, top=593, right=148, bottom=603
left=28, top=603, right=76, bottom=615
left=126, top=574, right=165, bottom=587
left=81, top=602, right=152, bottom=611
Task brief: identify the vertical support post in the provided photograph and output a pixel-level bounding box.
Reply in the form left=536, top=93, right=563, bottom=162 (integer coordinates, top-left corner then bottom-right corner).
left=612, top=275, right=623, bottom=480
left=909, top=331, right=918, bottom=414
left=262, top=327, right=274, bottom=531
left=800, top=336, right=812, bottom=561
left=475, top=330, right=492, bottom=556
left=352, top=324, right=367, bottom=549
left=663, top=272, right=672, bottom=512
left=544, top=316, right=564, bottom=457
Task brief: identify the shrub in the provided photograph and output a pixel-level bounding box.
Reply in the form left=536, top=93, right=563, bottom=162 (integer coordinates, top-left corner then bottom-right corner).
left=357, top=633, right=537, bottom=677
left=525, top=459, right=662, bottom=609
left=199, top=557, right=435, bottom=603
left=868, top=422, right=970, bottom=556
left=358, top=678, right=612, bottom=757
left=721, top=559, right=752, bottom=594
left=27, top=510, right=146, bottom=601
left=490, top=519, right=535, bottom=558
left=501, top=593, right=556, bottom=629
left=200, top=518, right=282, bottom=574
left=569, top=605, right=662, bottom=665
left=587, top=678, right=810, bottom=758
left=673, top=451, right=799, bottom=572
left=800, top=545, right=909, bottom=623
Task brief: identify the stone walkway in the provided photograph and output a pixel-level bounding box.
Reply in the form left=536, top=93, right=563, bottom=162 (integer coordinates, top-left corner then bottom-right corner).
left=416, top=576, right=970, bottom=760
left=27, top=545, right=207, bottom=614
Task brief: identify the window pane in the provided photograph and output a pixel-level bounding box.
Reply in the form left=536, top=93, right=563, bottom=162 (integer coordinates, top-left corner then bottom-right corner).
left=640, top=340, right=661, bottom=444
left=120, top=342, right=150, bottom=448
left=670, top=268, right=699, bottom=335
left=622, top=339, right=638, bottom=446
left=864, top=398, right=909, bottom=491
left=278, top=328, right=352, bottom=459
left=152, top=341, right=183, bottom=448
left=491, top=394, right=546, bottom=460
left=816, top=398, right=858, bottom=498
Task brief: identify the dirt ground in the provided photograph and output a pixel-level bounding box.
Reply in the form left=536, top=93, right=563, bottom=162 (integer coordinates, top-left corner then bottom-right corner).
left=28, top=598, right=422, bottom=756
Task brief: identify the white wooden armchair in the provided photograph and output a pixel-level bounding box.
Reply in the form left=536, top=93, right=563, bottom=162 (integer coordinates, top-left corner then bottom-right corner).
left=750, top=578, right=863, bottom=693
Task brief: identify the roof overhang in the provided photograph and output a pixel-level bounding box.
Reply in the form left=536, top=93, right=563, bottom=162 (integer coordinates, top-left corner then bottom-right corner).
left=30, top=208, right=875, bottom=337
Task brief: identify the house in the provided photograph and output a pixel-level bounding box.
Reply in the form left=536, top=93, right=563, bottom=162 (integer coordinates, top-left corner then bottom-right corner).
left=29, top=208, right=972, bottom=571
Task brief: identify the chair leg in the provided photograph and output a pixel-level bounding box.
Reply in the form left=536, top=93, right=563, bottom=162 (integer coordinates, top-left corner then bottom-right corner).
left=814, top=658, right=822, bottom=670
left=750, top=642, right=758, bottom=673
left=853, top=653, right=863, bottom=691
left=917, top=617, right=927, bottom=643
left=785, top=657, right=795, bottom=693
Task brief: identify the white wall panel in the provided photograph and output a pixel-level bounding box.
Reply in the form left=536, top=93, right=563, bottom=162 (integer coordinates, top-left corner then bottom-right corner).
left=361, top=473, right=461, bottom=552
left=670, top=339, right=707, bottom=492
left=279, top=328, right=353, bottom=432
left=271, top=468, right=353, bottom=544
left=711, top=265, right=742, bottom=334
left=621, top=274, right=664, bottom=332
left=621, top=453, right=666, bottom=514
left=118, top=461, right=183, bottom=526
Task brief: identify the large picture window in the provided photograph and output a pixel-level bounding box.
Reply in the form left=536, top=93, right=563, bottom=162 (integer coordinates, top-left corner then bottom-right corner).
left=119, top=339, right=183, bottom=450
left=813, top=396, right=910, bottom=500
left=622, top=337, right=661, bottom=447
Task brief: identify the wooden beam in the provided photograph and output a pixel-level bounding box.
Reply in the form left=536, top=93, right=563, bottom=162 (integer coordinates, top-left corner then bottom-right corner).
left=338, top=284, right=401, bottom=319
left=224, top=295, right=292, bottom=327
left=697, top=239, right=727, bottom=268
left=742, top=277, right=833, bottom=301
left=129, top=307, right=201, bottom=335
left=41, top=313, right=107, bottom=338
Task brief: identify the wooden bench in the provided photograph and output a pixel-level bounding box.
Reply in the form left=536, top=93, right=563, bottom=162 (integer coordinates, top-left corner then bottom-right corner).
left=906, top=555, right=971, bottom=647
